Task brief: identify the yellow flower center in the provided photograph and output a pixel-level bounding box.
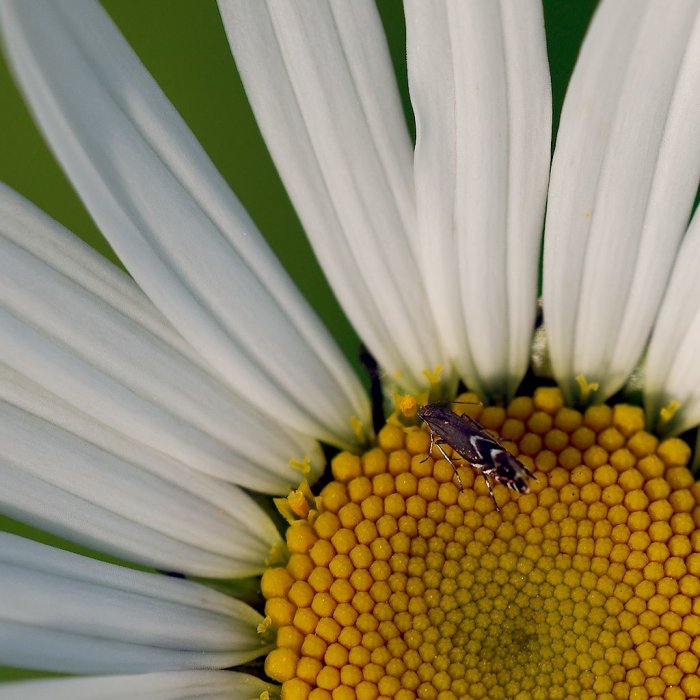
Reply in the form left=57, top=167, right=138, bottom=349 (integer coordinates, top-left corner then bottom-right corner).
left=261, top=389, right=700, bottom=700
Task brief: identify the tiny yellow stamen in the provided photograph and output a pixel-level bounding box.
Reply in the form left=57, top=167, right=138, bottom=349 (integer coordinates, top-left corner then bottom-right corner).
left=265, top=540, right=289, bottom=568
left=575, top=374, right=599, bottom=403
left=295, top=479, right=317, bottom=507
left=350, top=415, right=368, bottom=445
left=387, top=392, right=427, bottom=429
left=273, top=498, right=298, bottom=526
left=659, top=399, right=681, bottom=425
left=422, top=364, right=444, bottom=387
left=257, top=615, right=273, bottom=636
left=275, top=481, right=320, bottom=525
left=290, top=456, right=312, bottom=478
left=397, top=394, right=417, bottom=418
left=287, top=490, right=310, bottom=519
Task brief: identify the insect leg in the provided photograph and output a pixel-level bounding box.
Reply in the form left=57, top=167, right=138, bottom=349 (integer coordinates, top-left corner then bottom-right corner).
left=522, top=463, right=538, bottom=481
left=420, top=429, right=437, bottom=464
left=481, top=472, right=500, bottom=512
left=433, top=438, right=464, bottom=491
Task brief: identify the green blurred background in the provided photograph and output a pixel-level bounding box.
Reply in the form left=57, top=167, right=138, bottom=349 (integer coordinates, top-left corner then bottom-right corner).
left=0, top=0, right=597, bottom=682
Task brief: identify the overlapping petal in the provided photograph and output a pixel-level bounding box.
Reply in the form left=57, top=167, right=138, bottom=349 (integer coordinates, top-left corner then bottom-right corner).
left=0, top=535, right=271, bottom=674
left=644, top=207, right=700, bottom=435
left=0, top=185, right=324, bottom=494
left=219, top=0, right=446, bottom=394
left=0, top=190, right=285, bottom=576
left=543, top=0, right=700, bottom=403
left=0, top=0, right=699, bottom=690
left=1, top=387, right=281, bottom=578
left=405, top=0, right=551, bottom=400
left=0, top=671, right=273, bottom=700
left=0, top=0, right=369, bottom=448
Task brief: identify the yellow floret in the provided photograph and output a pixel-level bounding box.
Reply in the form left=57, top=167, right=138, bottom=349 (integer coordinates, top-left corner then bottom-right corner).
left=288, top=581, right=314, bottom=608
left=479, top=406, right=507, bottom=431
left=378, top=424, right=405, bottom=453
left=585, top=404, right=613, bottom=431
left=262, top=567, right=295, bottom=598
left=534, top=386, right=565, bottom=413
left=363, top=448, right=388, bottom=477
left=263, top=396, right=697, bottom=699
left=320, top=482, right=350, bottom=513
left=283, top=678, right=312, bottom=700
left=657, top=439, right=691, bottom=469
left=612, top=404, right=645, bottom=436
left=287, top=522, right=317, bottom=554
left=332, top=453, right=361, bottom=483
left=266, top=648, right=300, bottom=682
left=266, top=598, right=296, bottom=628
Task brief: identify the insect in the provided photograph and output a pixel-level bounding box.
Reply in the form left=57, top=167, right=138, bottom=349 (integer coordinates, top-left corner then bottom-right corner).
left=417, top=402, right=535, bottom=510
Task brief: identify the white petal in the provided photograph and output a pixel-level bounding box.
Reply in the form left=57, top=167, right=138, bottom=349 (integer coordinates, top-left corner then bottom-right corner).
left=406, top=0, right=551, bottom=399
left=0, top=671, right=273, bottom=700
left=219, top=0, right=446, bottom=393
left=644, top=208, right=700, bottom=434
left=0, top=0, right=369, bottom=448
left=543, top=0, right=700, bottom=402
left=0, top=534, right=271, bottom=674
left=0, top=184, right=323, bottom=493
left=0, top=388, right=283, bottom=578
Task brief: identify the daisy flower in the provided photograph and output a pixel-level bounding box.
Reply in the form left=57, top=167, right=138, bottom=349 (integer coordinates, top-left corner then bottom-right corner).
left=1, top=1, right=699, bottom=699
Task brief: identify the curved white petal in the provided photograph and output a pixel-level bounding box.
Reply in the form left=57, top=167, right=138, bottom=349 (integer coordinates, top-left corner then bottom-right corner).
left=0, top=0, right=370, bottom=448
left=0, top=185, right=323, bottom=494
left=644, top=208, right=700, bottom=434
left=0, top=535, right=271, bottom=674
left=0, top=671, right=274, bottom=700
left=0, top=380, right=283, bottom=578
left=405, top=0, right=551, bottom=400
left=543, top=0, right=700, bottom=402
left=219, top=0, right=446, bottom=393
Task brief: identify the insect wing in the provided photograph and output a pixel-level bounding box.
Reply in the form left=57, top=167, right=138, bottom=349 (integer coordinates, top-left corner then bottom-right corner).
left=418, top=405, right=485, bottom=463
left=418, top=402, right=535, bottom=508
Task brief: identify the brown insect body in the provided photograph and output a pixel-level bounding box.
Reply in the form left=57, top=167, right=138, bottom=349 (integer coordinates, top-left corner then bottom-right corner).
left=418, top=403, right=535, bottom=510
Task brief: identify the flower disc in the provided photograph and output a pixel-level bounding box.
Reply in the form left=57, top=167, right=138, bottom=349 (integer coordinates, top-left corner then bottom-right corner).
left=262, top=389, right=700, bottom=700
